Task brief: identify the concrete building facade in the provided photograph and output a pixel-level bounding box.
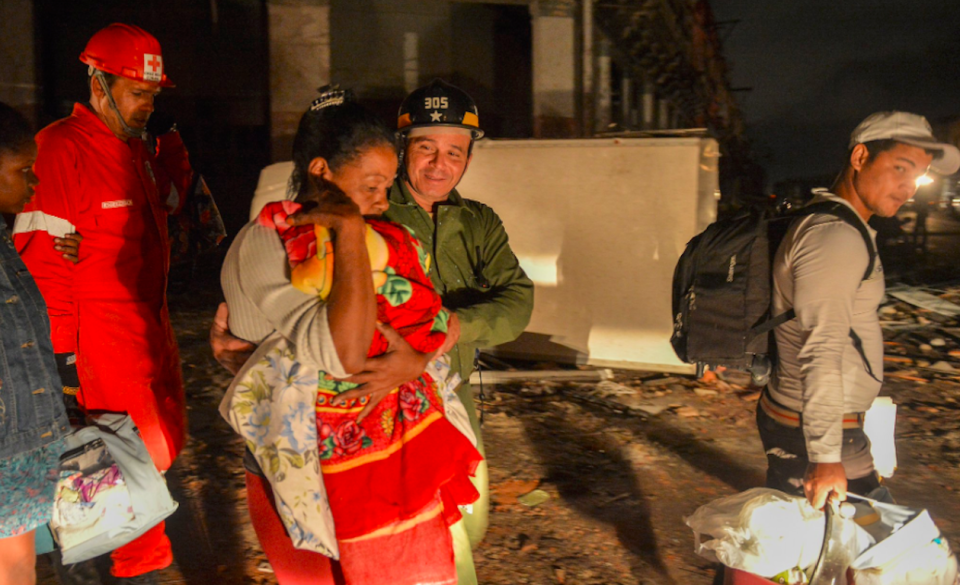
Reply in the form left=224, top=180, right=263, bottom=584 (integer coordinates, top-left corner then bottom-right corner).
left=4, top=0, right=747, bottom=228
left=265, top=0, right=743, bottom=152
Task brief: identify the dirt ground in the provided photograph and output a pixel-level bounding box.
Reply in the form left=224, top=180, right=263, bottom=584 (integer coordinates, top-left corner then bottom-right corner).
left=36, top=238, right=960, bottom=584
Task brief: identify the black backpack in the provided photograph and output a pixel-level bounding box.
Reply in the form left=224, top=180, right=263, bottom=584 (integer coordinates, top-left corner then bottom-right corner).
left=670, top=200, right=880, bottom=384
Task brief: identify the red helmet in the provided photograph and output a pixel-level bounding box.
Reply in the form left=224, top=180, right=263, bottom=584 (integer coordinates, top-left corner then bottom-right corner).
left=79, top=23, right=174, bottom=88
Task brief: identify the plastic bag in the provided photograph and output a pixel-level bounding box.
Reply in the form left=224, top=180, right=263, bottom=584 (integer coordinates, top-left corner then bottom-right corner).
left=690, top=489, right=958, bottom=584
left=849, top=495, right=958, bottom=585
left=854, top=538, right=957, bottom=585
left=863, top=397, right=897, bottom=478
left=685, top=488, right=861, bottom=578
left=686, top=488, right=826, bottom=577
left=808, top=503, right=861, bottom=585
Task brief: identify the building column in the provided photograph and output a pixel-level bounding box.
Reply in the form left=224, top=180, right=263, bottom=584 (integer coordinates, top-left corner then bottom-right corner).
left=581, top=0, right=594, bottom=137
left=595, top=37, right=611, bottom=133
left=267, top=0, right=330, bottom=162
left=403, top=32, right=419, bottom=95
left=642, top=77, right=655, bottom=130
left=658, top=98, right=670, bottom=129
left=0, top=0, right=38, bottom=124
left=621, top=75, right=632, bottom=130
left=533, top=0, right=577, bottom=138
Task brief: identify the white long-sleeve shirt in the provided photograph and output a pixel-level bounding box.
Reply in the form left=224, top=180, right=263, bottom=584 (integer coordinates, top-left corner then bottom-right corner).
left=221, top=220, right=348, bottom=379
left=768, top=191, right=885, bottom=463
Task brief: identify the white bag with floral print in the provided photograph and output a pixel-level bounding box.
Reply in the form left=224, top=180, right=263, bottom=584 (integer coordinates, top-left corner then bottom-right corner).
left=220, top=332, right=340, bottom=558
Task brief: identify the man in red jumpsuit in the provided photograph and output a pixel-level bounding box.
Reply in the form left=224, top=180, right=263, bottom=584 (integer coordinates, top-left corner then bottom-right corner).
left=13, top=23, right=191, bottom=583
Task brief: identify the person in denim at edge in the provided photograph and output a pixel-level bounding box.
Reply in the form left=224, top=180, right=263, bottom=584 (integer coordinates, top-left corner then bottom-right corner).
left=0, top=101, right=71, bottom=585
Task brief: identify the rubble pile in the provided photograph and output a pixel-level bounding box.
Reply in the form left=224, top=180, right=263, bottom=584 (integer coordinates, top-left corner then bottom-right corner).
left=879, top=287, right=960, bottom=382
left=476, top=286, right=960, bottom=460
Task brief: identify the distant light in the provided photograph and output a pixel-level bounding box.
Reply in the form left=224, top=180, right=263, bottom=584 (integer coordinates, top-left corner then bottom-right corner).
left=916, top=174, right=934, bottom=187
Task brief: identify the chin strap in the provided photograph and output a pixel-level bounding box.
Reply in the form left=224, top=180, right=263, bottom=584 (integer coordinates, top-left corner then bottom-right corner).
left=92, top=68, right=145, bottom=139
left=474, top=348, right=485, bottom=426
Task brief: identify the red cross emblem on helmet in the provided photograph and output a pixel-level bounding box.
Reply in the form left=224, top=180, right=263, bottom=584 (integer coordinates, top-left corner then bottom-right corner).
left=80, top=23, right=175, bottom=87
left=143, top=54, right=163, bottom=82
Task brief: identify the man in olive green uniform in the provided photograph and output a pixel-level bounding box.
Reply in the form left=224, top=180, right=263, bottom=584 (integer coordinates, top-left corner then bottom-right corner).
left=213, top=80, right=532, bottom=584
left=381, top=79, right=532, bottom=583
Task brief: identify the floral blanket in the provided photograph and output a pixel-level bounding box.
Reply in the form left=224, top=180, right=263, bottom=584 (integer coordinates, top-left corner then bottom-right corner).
left=260, top=199, right=450, bottom=358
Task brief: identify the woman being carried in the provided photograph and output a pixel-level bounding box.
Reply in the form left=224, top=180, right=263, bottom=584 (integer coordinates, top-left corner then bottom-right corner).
left=220, top=89, right=481, bottom=585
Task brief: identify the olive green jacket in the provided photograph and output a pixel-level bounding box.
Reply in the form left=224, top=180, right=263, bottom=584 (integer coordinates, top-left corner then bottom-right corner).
left=384, top=182, right=534, bottom=388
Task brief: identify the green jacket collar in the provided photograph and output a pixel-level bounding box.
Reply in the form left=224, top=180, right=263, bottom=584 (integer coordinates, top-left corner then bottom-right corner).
left=390, top=181, right=476, bottom=217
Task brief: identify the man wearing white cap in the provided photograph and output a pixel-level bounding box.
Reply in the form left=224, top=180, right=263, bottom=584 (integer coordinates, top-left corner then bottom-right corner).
left=758, top=111, right=960, bottom=509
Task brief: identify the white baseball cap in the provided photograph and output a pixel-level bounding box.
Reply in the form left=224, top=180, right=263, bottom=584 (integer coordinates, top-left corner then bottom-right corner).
left=849, top=111, right=960, bottom=175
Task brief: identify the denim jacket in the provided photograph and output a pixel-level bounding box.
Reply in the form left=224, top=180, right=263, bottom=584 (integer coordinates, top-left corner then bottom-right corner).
left=0, top=220, right=68, bottom=459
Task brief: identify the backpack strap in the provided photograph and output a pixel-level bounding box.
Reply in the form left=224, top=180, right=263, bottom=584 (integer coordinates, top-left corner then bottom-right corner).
left=750, top=309, right=795, bottom=338
left=849, top=328, right=883, bottom=383
left=792, top=200, right=877, bottom=282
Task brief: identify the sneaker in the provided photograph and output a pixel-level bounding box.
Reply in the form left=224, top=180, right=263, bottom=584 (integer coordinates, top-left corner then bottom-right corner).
left=115, top=572, right=160, bottom=585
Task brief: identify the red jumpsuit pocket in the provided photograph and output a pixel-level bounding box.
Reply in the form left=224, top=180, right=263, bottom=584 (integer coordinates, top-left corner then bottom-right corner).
left=93, top=204, right=149, bottom=239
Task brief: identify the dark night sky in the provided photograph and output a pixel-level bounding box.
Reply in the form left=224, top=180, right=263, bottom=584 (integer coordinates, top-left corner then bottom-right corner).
left=709, top=1, right=960, bottom=187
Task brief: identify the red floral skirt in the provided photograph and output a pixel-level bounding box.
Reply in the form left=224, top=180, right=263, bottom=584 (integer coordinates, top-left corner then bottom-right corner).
left=316, top=372, right=481, bottom=584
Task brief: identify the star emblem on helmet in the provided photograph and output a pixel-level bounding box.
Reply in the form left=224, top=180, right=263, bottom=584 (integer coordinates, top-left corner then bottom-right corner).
left=430, top=110, right=443, bottom=122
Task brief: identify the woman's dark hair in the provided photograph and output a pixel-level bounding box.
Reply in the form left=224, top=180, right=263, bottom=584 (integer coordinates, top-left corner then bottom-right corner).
left=0, top=101, right=34, bottom=155
left=290, top=87, right=395, bottom=199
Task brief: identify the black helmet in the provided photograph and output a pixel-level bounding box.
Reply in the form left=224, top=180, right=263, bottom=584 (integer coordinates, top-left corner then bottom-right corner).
left=397, top=79, right=484, bottom=139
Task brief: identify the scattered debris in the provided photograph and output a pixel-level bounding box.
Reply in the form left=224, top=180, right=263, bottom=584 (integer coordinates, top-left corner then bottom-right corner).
left=887, top=287, right=960, bottom=317
left=470, top=369, right=614, bottom=384
left=644, top=376, right=685, bottom=387
left=491, top=479, right=541, bottom=506
left=931, top=361, right=957, bottom=373
left=553, top=566, right=566, bottom=584
left=518, top=489, right=551, bottom=507
left=595, top=380, right=635, bottom=397
left=631, top=400, right=675, bottom=416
